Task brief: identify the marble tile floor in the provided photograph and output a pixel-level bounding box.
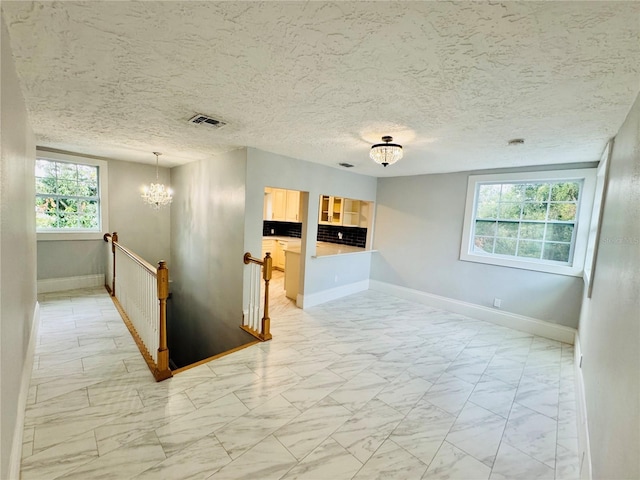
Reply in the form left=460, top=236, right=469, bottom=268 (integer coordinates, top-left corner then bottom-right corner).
left=21, top=282, right=580, bottom=479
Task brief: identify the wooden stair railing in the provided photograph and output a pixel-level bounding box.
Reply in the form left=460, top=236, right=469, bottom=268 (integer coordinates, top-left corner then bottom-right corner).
left=104, top=232, right=172, bottom=381
left=242, top=252, right=273, bottom=341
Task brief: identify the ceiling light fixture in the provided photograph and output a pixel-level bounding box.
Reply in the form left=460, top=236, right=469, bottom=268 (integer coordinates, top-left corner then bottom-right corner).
left=370, top=136, right=403, bottom=167
left=141, top=152, right=173, bottom=209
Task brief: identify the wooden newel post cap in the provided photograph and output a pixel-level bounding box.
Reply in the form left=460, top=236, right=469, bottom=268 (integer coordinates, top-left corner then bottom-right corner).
left=157, top=261, right=169, bottom=299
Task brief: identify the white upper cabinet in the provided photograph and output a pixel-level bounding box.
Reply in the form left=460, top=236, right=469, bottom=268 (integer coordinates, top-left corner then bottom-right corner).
left=285, top=189, right=301, bottom=222
left=272, top=188, right=287, bottom=221
left=264, top=187, right=302, bottom=223
left=319, top=195, right=372, bottom=228
left=318, top=195, right=344, bottom=225
left=342, top=198, right=361, bottom=227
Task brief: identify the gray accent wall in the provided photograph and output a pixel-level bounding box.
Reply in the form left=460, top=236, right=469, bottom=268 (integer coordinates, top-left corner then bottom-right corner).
left=578, top=93, right=639, bottom=479
left=36, top=157, right=171, bottom=279
left=372, top=168, right=586, bottom=328
left=169, top=149, right=253, bottom=366
left=244, top=148, right=378, bottom=305
left=1, top=17, right=37, bottom=479
left=108, top=158, right=171, bottom=266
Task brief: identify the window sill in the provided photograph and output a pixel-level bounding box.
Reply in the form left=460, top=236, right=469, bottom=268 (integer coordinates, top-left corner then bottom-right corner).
left=37, top=231, right=105, bottom=241
left=460, top=252, right=584, bottom=277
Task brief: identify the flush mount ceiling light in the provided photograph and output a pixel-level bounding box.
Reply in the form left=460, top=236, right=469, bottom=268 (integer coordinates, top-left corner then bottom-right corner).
left=141, top=152, right=173, bottom=209
left=370, top=136, right=403, bottom=167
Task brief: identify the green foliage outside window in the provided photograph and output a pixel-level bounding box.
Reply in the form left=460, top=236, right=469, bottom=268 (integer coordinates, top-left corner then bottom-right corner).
left=35, top=159, right=100, bottom=230
left=473, top=181, right=581, bottom=264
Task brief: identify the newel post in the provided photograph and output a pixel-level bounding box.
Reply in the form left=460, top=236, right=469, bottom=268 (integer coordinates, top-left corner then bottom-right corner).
left=111, top=232, right=118, bottom=296
left=155, top=261, right=172, bottom=381
left=261, top=253, right=273, bottom=341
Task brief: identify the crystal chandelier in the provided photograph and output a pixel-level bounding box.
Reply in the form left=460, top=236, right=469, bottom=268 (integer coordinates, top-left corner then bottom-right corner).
left=370, top=136, right=403, bottom=167
left=141, top=152, right=173, bottom=209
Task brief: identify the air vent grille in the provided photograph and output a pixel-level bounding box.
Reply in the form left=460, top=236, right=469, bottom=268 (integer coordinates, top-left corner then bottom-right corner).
left=338, top=162, right=354, bottom=168
left=188, top=114, right=226, bottom=128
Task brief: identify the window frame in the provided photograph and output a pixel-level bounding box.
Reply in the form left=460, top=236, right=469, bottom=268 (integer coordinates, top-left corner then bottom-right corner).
left=460, top=168, right=596, bottom=277
left=36, top=150, right=109, bottom=241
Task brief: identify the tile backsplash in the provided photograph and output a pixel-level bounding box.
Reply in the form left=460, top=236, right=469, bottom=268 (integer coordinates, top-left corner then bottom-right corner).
left=263, top=221, right=302, bottom=238
left=263, top=221, right=367, bottom=248
left=317, top=224, right=367, bottom=248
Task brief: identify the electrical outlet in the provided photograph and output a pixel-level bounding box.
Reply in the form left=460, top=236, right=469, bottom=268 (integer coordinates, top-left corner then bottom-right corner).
left=271, top=229, right=275, bottom=234
left=338, top=232, right=343, bottom=240
left=493, top=298, right=502, bottom=308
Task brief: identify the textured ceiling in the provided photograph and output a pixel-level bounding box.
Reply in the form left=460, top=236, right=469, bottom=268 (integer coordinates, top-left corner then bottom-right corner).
left=2, top=1, right=639, bottom=177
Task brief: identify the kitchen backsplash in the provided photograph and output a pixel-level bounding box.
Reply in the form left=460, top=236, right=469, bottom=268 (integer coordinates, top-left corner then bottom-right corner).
left=317, top=224, right=367, bottom=248
left=263, top=221, right=302, bottom=238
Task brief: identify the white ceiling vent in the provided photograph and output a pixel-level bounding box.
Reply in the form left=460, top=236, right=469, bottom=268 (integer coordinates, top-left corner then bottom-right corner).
left=188, top=114, right=226, bottom=128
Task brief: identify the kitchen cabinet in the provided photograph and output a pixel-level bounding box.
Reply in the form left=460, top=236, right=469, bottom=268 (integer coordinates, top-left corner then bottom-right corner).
left=318, top=195, right=343, bottom=225
left=274, top=239, right=287, bottom=270
left=264, top=188, right=301, bottom=222
left=285, top=190, right=301, bottom=222
left=284, top=249, right=300, bottom=300
left=272, top=189, right=287, bottom=221
left=342, top=198, right=361, bottom=227
left=262, top=237, right=285, bottom=270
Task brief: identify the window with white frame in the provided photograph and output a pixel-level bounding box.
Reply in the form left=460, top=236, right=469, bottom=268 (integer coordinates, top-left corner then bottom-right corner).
left=460, top=169, right=596, bottom=276
left=35, top=152, right=108, bottom=240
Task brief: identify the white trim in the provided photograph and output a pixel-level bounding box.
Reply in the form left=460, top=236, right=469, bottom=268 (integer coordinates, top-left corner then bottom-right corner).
left=369, top=280, right=576, bottom=344
left=37, top=274, right=104, bottom=293
left=583, top=141, right=612, bottom=298
left=36, top=232, right=105, bottom=241
left=297, top=279, right=369, bottom=309
left=8, top=302, right=40, bottom=480
left=35, top=149, right=109, bottom=241
left=574, top=333, right=593, bottom=480
left=460, top=168, right=597, bottom=277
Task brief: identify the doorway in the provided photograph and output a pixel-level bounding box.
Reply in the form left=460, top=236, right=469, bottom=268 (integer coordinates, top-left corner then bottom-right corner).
left=261, top=187, right=306, bottom=308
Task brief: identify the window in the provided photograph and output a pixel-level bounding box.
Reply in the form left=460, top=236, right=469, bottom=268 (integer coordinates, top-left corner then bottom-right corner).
left=35, top=151, right=108, bottom=240
left=460, top=169, right=596, bottom=276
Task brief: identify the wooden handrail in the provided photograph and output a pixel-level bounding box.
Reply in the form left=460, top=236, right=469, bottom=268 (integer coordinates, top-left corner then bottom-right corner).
left=242, top=252, right=273, bottom=341
left=114, top=242, right=158, bottom=276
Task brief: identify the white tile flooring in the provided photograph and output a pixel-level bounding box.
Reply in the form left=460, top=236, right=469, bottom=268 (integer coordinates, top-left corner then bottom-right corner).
left=22, top=280, right=580, bottom=479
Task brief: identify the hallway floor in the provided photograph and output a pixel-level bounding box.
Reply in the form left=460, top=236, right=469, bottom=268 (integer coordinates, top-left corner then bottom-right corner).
left=22, top=282, right=579, bottom=479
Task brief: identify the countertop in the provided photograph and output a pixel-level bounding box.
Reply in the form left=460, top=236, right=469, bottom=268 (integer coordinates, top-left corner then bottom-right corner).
left=262, top=236, right=302, bottom=243
left=314, top=241, right=367, bottom=257
left=264, top=236, right=373, bottom=257
left=282, top=240, right=371, bottom=257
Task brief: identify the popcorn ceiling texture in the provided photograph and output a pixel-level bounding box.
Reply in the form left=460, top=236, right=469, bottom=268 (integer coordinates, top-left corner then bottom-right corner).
left=2, top=1, right=639, bottom=177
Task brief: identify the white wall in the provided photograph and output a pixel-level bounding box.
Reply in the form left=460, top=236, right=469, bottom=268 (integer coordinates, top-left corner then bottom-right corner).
left=169, top=148, right=253, bottom=366
left=36, top=156, right=171, bottom=280
left=371, top=166, right=593, bottom=328
left=578, top=93, right=639, bottom=479
left=244, top=148, right=378, bottom=306
left=1, top=16, right=37, bottom=480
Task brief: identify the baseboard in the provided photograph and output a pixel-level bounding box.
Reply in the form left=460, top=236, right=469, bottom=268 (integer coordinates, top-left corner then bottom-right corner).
left=369, top=280, right=576, bottom=344
left=574, top=333, right=592, bottom=480
left=8, top=301, right=40, bottom=480
left=37, top=274, right=104, bottom=293
left=298, top=279, right=369, bottom=309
